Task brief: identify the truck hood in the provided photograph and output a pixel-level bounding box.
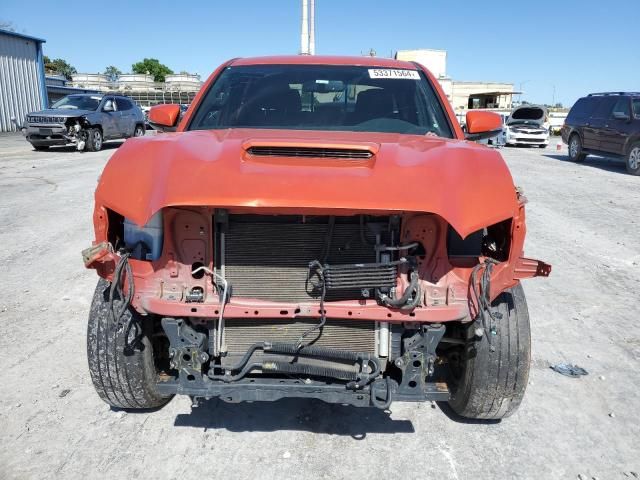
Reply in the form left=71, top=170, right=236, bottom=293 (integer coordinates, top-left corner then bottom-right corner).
left=29, top=108, right=96, bottom=117
left=95, top=129, right=518, bottom=238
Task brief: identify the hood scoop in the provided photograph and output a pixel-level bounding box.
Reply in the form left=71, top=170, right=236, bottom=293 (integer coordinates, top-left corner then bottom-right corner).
left=243, top=139, right=379, bottom=162
left=246, top=145, right=373, bottom=159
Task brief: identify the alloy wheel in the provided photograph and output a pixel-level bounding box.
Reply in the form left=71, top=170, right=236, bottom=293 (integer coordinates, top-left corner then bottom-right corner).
left=629, top=147, right=640, bottom=170
left=569, top=138, right=579, bottom=158
left=94, top=131, right=102, bottom=150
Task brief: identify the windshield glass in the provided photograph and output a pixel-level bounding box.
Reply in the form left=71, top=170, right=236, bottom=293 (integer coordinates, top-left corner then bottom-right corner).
left=51, top=95, right=101, bottom=111
left=188, top=65, right=453, bottom=137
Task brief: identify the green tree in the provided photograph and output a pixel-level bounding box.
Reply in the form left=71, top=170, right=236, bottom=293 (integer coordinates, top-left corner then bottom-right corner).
left=44, top=57, right=77, bottom=80
left=131, top=58, right=173, bottom=82
left=103, top=65, right=122, bottom=82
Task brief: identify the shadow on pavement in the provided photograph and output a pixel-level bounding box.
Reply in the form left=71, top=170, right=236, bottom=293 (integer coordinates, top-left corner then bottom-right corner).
left=542, top=153, right=627, bottom=174
left=436, top=402, right=501, bottom=425
left=38, top=140, right=125, bottom=154
left=173, top=398, right=415, bottom=437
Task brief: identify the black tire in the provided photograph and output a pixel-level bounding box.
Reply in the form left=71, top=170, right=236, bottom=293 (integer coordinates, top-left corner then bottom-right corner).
left=87, top=279, right=172, bottom=409
left=447, top=284, right=531, bottom=420
left=538, top=144, right=547, bottom=149
left=32, top=144, right=49, bottom=151
left=568, top=133, right=586, bottom=162
left=625, top=142, right=640, bottom=175
left=133, top=124, right=145, bottom=137
left=86, top=128, right=103, bottom=152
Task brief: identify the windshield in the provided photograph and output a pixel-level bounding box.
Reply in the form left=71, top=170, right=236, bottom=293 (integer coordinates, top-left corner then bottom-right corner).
left=188, top=65, right=453, bottom=137
left=51, top=95, right=101, bottom=111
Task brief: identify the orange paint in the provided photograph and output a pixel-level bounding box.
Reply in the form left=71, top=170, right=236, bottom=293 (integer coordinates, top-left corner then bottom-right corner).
left=149, top=104, right=180, bottom=128
left=466, top=110, right=502, bottom=134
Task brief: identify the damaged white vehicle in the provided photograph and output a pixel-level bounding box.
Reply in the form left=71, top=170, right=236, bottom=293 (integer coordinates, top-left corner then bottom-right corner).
left=15, top=94, right=145, bottom=152
left=503, top=105, right=550, bottom=148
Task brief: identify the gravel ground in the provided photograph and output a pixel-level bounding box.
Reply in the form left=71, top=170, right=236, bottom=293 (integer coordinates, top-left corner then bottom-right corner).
left=0, top=133, right=638, bottom=480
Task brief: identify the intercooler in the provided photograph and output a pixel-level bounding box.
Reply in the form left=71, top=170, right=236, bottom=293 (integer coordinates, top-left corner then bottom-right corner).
left=223, top=215, right=390, bottom=303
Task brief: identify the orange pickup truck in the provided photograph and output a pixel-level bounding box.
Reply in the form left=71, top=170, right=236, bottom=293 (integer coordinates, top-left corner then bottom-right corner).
left=83, top=55, right=549, bottom=419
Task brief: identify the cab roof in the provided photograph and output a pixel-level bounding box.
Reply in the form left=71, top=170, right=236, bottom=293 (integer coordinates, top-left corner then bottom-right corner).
left=230, top=55, right=419, bottom=69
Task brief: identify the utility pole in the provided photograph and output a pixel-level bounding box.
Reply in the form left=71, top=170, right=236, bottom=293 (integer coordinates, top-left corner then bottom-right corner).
left=300, top=0, right=309, bottom=55
left=309, top=0, right=315, bottom=55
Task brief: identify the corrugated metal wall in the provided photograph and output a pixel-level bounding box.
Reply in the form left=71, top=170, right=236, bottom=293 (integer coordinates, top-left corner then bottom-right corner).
left=0, top=33, right=45, bottom=132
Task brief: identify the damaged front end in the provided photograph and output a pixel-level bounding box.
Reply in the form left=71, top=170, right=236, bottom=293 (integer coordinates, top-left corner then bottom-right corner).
left=84, top=197, right=550, bottom=409
left=23, top=115, right=93, bottom=150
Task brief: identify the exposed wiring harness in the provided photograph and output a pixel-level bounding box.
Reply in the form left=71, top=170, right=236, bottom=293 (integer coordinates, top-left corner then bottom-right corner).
left=299, top=260, right=327, bottom=349
left=108, top=250, right=139, bottom=352
left=191, top=265, right=229, bottom=356
left=470, top=258, right=501, bottom=351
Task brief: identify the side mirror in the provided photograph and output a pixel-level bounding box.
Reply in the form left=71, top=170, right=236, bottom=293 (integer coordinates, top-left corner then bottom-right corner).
left=465, top=111, right=503, bottom=141
left=148, top=104, right=181, bottom=132
left=103, top=101, right=114, bottom=112
left=612, top=111, right=631, bottom=121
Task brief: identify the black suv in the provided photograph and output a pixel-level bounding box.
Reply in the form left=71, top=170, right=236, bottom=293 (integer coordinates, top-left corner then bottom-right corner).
left=561, top=92, right=640, bottom=175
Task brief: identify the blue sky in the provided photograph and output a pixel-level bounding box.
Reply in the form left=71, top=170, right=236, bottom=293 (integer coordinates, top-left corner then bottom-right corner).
left=1, top=0, right=638, bottom=106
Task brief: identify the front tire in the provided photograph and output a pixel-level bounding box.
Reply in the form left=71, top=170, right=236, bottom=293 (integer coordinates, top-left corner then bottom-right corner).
left=87, top=279, right=172, bottom=409
left=447, top=284, right=531, bottom=420
left=86, top=128, right=103, bottom=152
left=625, top=142, right=640, bottom=175
left=568, top=134, right=586, bottom=162
left=32, top=144, right=49, bottom=151
left=133, top=124, right=145, bottom=137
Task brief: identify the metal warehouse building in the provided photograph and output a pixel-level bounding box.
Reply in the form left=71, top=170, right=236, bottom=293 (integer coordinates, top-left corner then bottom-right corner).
left=0, top=29, right=47, bottom=132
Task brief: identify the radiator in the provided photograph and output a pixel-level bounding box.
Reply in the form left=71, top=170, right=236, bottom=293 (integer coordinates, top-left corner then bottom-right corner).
left=224, top=216, right=387, bottom=303
left=221, top=318, right=376, bottom=367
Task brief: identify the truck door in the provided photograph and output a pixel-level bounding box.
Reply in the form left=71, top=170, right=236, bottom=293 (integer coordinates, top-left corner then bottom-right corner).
left=600, top=97, right=632, bottom=155
left=584, top=96, right=616, bottom=150
left=100, top=97, right=119, bottom=139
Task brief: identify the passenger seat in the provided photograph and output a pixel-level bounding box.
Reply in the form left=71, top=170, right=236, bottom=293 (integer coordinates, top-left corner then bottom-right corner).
left=353, top=89, right=395, bottom=124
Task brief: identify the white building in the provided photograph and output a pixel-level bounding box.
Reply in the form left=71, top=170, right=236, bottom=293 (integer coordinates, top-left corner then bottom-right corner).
left=395, top=49, right=514, bottom=112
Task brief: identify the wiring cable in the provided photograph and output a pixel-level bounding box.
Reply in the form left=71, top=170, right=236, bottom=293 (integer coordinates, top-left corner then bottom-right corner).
left=470, top=258, right=501, bottom=351
left=298, top=260, right=327, bottom=349
left=108, top=250, right=140, bottom=352
left=191, top=265, right=229, bottom=356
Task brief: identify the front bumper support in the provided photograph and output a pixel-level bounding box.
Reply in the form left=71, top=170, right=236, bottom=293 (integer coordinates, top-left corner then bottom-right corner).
left=158, top=318, right=450, bottom=408
left=156, top=377, right=450, bottom=408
